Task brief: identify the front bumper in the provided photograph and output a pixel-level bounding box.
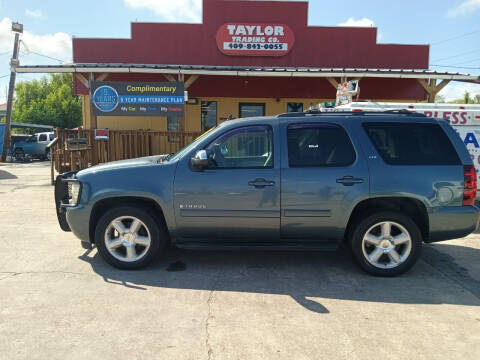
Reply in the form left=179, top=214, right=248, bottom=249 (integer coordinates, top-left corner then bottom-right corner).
left=54, top=172, right=77, bottom=232
left=427, top=205, right=480, bottom=242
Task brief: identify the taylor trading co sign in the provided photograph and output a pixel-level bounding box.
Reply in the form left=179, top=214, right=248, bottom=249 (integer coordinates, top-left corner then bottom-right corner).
left=91, top=82, right=185, bottom=117
left=216, top=23, right=295, bottom=56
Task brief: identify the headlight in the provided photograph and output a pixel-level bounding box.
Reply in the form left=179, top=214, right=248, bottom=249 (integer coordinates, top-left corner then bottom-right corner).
left=68, top=182, right=81, bottom=205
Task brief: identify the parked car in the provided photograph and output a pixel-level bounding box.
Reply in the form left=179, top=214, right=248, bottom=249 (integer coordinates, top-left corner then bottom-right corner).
left=55, top=111, right=480, bottom=276
left=13, top=132, right=55, bottom=161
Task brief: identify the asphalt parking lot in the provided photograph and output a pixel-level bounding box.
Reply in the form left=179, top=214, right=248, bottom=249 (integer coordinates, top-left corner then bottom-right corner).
left=0, top=161, right=479, bottom=360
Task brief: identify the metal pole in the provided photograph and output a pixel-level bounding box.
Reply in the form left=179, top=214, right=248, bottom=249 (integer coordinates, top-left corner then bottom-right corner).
left=1, top=27, right=21, bottom=162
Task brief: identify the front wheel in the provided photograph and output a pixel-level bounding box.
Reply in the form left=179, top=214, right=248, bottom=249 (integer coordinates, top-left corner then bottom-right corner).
left=94, top=206, right=168, bottom=269
left=350, top=211, right=422, bottom=276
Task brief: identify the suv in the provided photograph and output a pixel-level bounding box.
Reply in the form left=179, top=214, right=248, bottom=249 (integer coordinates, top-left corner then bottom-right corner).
left=13, top=132, right=55, bottom=161
left=55, top=112, right=479, bottom=276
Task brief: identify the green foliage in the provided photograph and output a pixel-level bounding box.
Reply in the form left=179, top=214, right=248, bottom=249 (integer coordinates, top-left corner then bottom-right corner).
left=12, top=73, right=82, bottom=129
left=449, top=91, right=480, bottom=104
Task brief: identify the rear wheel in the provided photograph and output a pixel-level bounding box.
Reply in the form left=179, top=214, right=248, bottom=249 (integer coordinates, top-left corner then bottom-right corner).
left=94, top=206, right=167, bottom=269
left=350, top=211, right=422, bottom=276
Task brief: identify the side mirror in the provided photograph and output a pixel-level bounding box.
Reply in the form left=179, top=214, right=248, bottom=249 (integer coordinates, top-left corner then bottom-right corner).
left=190, top=150, right=208, bottom=171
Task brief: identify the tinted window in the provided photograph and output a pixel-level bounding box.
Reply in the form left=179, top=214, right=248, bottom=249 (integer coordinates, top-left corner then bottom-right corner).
left=49, top=134, right=55, bottom=141
left=206, top=125, right=273, bottom=169
left=287, top=123, right=356, bottom=167
left=39, top=134, right=47, bottom=141
left=363, top=123, right=460, bottom=165
left=239, top=103, right=265, bottom=118
left=287, top=103, right=303, bottom=113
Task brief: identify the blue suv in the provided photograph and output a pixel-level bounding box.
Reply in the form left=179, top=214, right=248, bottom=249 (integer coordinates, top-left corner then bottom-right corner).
left=55, top=111, right=479, bottom=276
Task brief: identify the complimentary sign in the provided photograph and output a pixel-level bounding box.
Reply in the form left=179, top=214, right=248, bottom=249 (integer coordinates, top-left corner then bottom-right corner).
left=216, top=23, right=294, bottom=56
left=91, top=82, right=185, bottom=116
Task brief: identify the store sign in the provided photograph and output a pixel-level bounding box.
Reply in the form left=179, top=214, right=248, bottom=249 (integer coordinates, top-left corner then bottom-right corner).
left=91, top=82, right=185, bottom=117
left=94, top=129, right=109, bottom=140
left=216, top=23, right=295, bottom=56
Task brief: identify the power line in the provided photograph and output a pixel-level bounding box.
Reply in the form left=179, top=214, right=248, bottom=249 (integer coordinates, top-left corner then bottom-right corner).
left=431, top=48, right=480, bottom=62
left=452, top=57, right=480, bottom=66
left=0, top=74, right=10, bottom=79
left=20, top=49, right=67, bottom=63
left=19, top=40, right=68, bottom=63
left=0, top=50, right=12, bottom=56
left=430, top=64, right=480, bottom=70
left=430, top=30, right=480, bottom=45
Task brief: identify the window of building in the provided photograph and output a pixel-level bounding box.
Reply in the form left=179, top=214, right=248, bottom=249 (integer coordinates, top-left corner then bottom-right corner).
left=363, top=123, right=460, bottom=165
left=205, top=125, right=273, bottom=169
left=167, top=117, right=180, bottom=143
left=287, top=123, right=356, bottom=167
left=287, top=102, right=303, bottom=113
left=201, top=101, right=217, bottom=131
left=239, top=103, right=265, bottom=118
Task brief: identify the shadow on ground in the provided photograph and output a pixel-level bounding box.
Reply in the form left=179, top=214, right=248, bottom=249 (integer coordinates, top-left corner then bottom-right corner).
left=78, top=243, right=480, bottom=314
left=0, top=169, right=17, bottom=180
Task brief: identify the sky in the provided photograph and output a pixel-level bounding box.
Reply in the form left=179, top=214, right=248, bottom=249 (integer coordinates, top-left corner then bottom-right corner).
left=1, top=0, right=480, bottom=103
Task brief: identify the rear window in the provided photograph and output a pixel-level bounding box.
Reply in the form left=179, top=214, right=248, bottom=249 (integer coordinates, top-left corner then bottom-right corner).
left=363, top=122, right=460, bottom=165
left=287, top=123, right=356, bottom=167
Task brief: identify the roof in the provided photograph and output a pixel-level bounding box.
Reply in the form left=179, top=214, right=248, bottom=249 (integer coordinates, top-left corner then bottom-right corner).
left=14, top=63, right=480, bottom=83
left=0, top=122, right=54, bottom=130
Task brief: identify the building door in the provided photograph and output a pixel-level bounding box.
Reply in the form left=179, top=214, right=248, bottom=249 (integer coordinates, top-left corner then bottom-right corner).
left=201, top=101, right=217, bottom=131
left=239, top=103, right=265, bottom=118
left=174, top=124, right=280, bottom=241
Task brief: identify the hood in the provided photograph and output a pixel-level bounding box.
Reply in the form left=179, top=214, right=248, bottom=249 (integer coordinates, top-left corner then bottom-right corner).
left=77, top=155, right=167, bottom=176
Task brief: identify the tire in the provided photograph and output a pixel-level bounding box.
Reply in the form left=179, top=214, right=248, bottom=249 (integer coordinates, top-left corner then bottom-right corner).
left=349, top=211, right=422, bottom=277
left=14, top=149, right=24, bottom=162
left=94, top=205, right=167, bottom=269
left=45, top=150, right=51, bottom=161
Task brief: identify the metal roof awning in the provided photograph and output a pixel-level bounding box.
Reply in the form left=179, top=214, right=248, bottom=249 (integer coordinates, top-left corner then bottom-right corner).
left=14, top=63, right=480, bottom=83
left=9, top=122, right=54, bottom=130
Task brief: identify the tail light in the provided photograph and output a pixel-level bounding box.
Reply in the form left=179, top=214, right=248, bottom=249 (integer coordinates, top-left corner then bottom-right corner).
left=463, top=165, right=477, bottom=206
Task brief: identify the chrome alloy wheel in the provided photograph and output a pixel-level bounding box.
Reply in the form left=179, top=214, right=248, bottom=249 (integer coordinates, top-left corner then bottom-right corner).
left=361, top=221, right=412, bottom=269
left=104, top=216, right=151, bottom=262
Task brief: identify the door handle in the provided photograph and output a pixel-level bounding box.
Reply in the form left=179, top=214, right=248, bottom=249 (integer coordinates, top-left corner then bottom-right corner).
left=248, top=178, right=275, bottom=188
left=336, top=176, right=364, bottom=186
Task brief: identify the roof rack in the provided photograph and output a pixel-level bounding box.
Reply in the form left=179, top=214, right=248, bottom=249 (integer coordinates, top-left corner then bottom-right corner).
left=276, top=109, right=427, bottom=118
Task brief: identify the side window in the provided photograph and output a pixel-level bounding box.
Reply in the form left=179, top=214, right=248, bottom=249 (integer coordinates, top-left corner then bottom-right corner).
left=39, top=134, right=47, bottom=142
left=287, top=123, right=356, bottom=167
left=49, top=134, right=55, bottom=141
left=206, top=125, right=273, bottom=169
left=28, top=136, right=37, bottom=143
left=363, top=123, right=460, bottom=165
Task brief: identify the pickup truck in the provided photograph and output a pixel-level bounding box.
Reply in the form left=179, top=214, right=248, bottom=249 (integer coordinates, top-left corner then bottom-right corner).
left=55, top=111, right=480, bottom=276
left=13, top=132, right=55, bottom=161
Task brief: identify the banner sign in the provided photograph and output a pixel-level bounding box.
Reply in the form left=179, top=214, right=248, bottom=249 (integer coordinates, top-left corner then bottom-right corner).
left=91, top=82, right=185, bottom=117
left=94, top=129, right=109, bottom=140
left=216, top=23, right=295, bottom=56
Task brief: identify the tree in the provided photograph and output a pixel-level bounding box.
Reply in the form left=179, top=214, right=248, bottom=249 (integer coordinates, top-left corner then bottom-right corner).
left=449, top=90, right=480, bottom=104
left=12, top=73, right=82, bottom=129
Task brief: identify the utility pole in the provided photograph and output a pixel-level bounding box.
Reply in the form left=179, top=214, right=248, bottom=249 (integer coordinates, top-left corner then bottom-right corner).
left=1, top=22, right=22, bottom=162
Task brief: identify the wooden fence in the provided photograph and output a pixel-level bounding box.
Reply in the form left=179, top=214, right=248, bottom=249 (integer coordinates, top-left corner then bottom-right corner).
left=51, top=129, right=202, bottom=180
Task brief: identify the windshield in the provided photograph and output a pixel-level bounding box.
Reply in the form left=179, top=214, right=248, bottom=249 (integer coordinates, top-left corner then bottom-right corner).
left=167, top=126, right=219, bottom=162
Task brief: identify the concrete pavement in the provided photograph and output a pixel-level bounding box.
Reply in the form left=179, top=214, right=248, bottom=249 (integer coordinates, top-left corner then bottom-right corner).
left=0, top=161, right=479, bottom=360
